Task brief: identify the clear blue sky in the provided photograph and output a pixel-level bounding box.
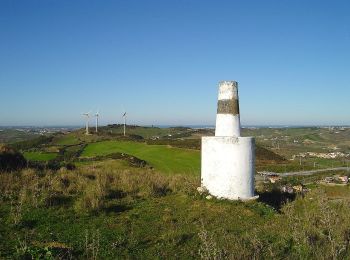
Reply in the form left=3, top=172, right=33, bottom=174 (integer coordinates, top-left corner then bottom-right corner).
left=0, top=0, right=349, bottom=126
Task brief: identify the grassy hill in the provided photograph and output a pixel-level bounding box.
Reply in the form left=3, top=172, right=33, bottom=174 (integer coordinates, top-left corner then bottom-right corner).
left=1, top=126, right=350, bottom=258
left=1, top=164, right=350, bottom=259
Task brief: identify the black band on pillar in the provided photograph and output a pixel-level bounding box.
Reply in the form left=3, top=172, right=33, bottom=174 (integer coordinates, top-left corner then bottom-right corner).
left=217, top=99, right=240, bottom=115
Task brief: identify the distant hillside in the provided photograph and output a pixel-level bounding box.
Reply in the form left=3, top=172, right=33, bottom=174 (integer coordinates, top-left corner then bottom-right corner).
left=0, top=129, right=39, bottom=144
left=256, top=145, right=286, bottom=163
left=147, top=139, right=286, bottom=163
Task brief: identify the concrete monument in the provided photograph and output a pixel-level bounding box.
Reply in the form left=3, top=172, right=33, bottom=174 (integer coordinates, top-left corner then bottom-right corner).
left=201, top=81, right=256, bottom=200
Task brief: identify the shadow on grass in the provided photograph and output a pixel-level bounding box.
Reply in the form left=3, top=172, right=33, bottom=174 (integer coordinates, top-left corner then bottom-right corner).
left=45, top=194, right=73, bottom=207
left=106, top=189, right=127, bottom=200
left=84, top=174, right=96, bottom=180
left=19, top=219, right=38, bottom=229
left=102, top=204, right=131, bottom=214
left=257, top=190, right=296, bottom=211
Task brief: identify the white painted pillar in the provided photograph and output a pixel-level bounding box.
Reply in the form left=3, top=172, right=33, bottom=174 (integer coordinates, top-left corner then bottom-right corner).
left=201, top=80, right=256, bottom=200
left=215, top=81, right=241, bottom=137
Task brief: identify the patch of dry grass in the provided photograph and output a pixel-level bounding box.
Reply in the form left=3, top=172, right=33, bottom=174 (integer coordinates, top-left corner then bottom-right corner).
left=1, top=165, right=197, bottom=215
left=2, top=165, right=350, bottom=259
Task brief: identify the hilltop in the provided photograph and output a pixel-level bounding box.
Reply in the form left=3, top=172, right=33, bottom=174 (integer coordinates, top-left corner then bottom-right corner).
left=1, top=125, right=350, bottom=258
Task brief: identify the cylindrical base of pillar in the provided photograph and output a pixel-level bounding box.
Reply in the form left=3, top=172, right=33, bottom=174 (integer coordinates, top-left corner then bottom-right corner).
left=201, top=136, right=255, bottom=200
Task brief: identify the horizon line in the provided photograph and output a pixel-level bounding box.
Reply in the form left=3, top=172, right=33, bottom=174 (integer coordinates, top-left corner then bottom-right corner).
left=1, top=124, right=350, bottom=129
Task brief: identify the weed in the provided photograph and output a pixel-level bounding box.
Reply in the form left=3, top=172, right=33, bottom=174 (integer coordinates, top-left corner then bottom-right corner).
left=84, top=229, right=100, bottom=260
left=10, top=198, right=23, bottom=225
left=111, top=235, right=127, bottom=249
left=15, top=234, right=54, bottom=259
left=198, top=224, right=225, bottom=260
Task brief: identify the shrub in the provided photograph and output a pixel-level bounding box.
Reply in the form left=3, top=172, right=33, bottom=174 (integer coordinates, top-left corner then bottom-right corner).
left=0, top=145, right=27, bottom=172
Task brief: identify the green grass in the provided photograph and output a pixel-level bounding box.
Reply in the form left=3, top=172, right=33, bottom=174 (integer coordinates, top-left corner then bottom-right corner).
left=303, top=134, right=324, bottom=142
left=81, top=141, right=200, bottom=175
left=23, top=151, right=57, bottom=161
left=0, top=192, right=273, bottom=259
left=0, top=167, right=274, bottom=259
left=53, top=135, right=80, bottom=146
left=2, top=167, right=350, bottom=259
left=75, top=159, right=130, bottom=170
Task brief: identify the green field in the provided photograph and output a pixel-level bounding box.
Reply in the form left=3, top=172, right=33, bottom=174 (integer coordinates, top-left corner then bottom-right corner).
left=23, top=151, right=57, bottom=161
left=53, top=135, right=81, bottom=146
left=81, top=141, right=200, bottom=175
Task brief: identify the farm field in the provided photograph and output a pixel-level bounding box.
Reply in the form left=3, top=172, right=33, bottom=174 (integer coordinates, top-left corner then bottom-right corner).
left=23, top=151, right=57, bottom=161
left=81, top=141, right=200, bottom=175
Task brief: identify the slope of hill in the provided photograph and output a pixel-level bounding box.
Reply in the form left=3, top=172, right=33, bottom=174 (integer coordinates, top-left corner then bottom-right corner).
left=1, top=126, right=350, bottom=258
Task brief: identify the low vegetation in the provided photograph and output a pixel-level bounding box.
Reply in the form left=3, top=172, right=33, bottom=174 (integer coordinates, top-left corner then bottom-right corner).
left=1, top=126, right=350, bottom=258
left=1, top=165, right=350, bottom=259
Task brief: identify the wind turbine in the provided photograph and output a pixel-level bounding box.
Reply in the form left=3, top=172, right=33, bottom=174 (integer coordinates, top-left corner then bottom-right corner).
left=82, top=112, right=90, bottom=135
left=122, top=111, right=127, bottom=136
left=95, top=110, right=99, bottom=133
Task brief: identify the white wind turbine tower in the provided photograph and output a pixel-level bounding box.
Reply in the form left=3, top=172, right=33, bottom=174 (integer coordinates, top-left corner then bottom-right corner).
left=122, top=111, right=127, bottom=136
left=95, top=110, right=99, bottom=133
left=82, top=112, right=90, bottom=135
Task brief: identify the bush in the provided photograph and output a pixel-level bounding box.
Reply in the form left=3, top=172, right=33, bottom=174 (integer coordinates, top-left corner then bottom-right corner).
left=0, top=145, right=27, bottom=172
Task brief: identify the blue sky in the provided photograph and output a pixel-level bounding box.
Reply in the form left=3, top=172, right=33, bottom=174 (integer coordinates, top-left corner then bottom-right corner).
left=0, top=0, right=349, bottom=126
